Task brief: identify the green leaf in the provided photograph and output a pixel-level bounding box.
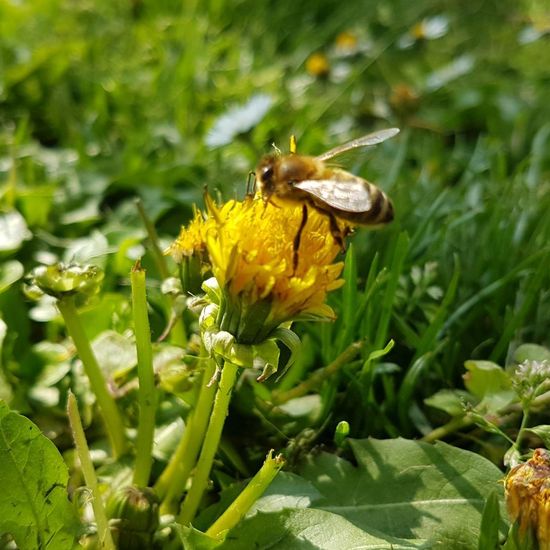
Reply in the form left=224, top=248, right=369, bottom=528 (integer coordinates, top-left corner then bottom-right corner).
left=513, top=343, right=550, bottom=363
left=463, top=360, right=511, bottom=397
left=0, top=400, right=79, bottom=548
left=301, top=438, right=507, bottom=548
left=425, top=389, right=474, bottom=416
left=335, top=243, right=357, bottom=354
left=375, top=231, right=409, bottom=349
left=223, top=508, right=426, bottom=549
left=0, top=260, right=24, bottom=294
left=524, top=425, right=550, bottom=448
left=219, top=438, right=506, bottom=549
left=478, top=490, right=501, bottom=550
left=463, top=360, right=516, bottom=412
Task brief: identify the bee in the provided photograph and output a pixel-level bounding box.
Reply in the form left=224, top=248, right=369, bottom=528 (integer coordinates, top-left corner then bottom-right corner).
left=255, top=128, right=399, bottom=269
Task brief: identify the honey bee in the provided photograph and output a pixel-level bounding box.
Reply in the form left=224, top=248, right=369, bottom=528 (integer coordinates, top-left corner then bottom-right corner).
left=255, top=128, right=399, bottom=269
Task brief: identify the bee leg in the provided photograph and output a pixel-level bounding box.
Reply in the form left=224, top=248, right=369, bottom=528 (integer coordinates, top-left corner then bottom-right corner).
left=328, top=212, right=346, bottom=252
left=293, top=204, right=308, bottom=272
left=246, top=171, right=256, bottom=196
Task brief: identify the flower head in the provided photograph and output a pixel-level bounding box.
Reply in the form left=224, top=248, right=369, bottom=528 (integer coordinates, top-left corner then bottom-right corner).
left=506, top=449, right=550, bottom=549
left=513, top=359, right=550, bottom=403
left=305, top=52, right=330, bottom=78
left=166, top=209, right=212, bottom=263
left=203, top=195, right=344, bottom=340
left=166, top=209, right=214, bottom=294
left=168, top=193, right=345, bottom=378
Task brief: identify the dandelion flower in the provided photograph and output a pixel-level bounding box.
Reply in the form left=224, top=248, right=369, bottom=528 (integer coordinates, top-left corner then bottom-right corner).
left=506, top=448, right=550, bottom=550
left=169, top=194, right=344, bottom=342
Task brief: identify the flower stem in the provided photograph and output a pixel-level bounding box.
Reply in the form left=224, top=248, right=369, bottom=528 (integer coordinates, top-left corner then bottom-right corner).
left=421, top=415, right=473, bottom=443
left=67, top=392, right=116, bottom=550
left=271, top=341, right=363, bottom=405
left=206, top=450, right=285, bottom=539
left=155, top=357, right=218, bottom=513
left=57, top=296, right=127, bottom=458
left=178, top=361, right=240, bottom=525
left=511, top=406, right=531, bottom=455
left=135, top=198, right=186, bottom=346
left=131, top=262, right=157, bottom=487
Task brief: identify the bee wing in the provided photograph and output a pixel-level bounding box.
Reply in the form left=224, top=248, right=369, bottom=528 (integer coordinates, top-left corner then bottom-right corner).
left=294, top=178, right=373, bottom=213
left=315, top=128, right=400, bottom=162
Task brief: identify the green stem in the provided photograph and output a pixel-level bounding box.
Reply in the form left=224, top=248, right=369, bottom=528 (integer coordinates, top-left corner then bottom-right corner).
left=131, top=263, right=157, bottom=487
left=512, top=406, right=531, bottom=455
left=206, top=451, right=285, bottom=539
left=67, top=392, right=116, bottom=550
left=178, top=361, right=240, bottom=525
left=57, top=297, right=127, bottom=458
left=135, top=198, right=187, bottom=346
left=135, top=199, right=170, bottom=280
left=421, top=415, right=473, bottom=443
left=155, top=357, right=217, bottom=513
left=271, top=341, right=363, bottom=405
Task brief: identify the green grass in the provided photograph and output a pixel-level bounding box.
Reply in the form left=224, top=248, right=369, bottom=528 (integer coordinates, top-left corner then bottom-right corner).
left=1, top=0, right=549, bottom=546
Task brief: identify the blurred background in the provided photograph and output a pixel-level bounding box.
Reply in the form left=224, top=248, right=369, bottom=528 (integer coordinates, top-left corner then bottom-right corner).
left=0, top=0, right=549, bottom=444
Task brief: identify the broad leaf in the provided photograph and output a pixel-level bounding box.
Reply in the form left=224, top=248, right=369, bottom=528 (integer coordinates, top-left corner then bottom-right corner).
left=0, top=400, right=79, bottom=548
left=216, top=438, right=506, bottom=549
left=463, top=360, right=516, bottom=412
left=222, top=508, right=427, bottom=549
left=513, top=343, right=550, bottom=363
left=425, top=389, right=475, bottom=416
left=301, top=438, right=507, bottom=549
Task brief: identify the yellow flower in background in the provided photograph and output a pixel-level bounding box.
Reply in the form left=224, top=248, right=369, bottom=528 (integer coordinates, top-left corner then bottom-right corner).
left=305, top=52, right=330, bottom=78
left=334, top=31, right=359, bottom=56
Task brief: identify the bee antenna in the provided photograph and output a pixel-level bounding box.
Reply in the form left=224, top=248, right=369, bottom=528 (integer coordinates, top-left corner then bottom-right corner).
left=271, top=142, right=282, bottom=156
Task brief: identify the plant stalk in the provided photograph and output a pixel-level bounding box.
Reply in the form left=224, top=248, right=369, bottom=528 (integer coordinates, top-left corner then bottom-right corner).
left=178, top=361, right=239, bottom=525
left=271, top=341, right=363, bottom=405
left=131, top=262, right=157, bottom=487
left=67, top=392, right=116, bottom=550
left=206, top=450, right=285, bottom=539
left=155, top=357, right=218, bottom=513
left=57, top=296, right=127, bottom=458
left=135, top=198, right=187, bottom=346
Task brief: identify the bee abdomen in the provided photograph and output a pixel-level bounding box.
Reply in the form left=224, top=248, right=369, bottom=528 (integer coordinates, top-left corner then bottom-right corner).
left=367, top=189, right=394, bottom=224
left=334, top=188, right=393, bottom=226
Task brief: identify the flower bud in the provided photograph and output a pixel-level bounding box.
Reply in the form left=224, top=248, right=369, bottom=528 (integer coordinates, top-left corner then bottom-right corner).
left=25, top=263, right=103, bottom=305
left=106, top=486, right=159, bottom=550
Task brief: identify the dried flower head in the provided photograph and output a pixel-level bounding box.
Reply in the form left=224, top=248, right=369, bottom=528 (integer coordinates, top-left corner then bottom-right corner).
left=506, top=448, right=550, bottom=549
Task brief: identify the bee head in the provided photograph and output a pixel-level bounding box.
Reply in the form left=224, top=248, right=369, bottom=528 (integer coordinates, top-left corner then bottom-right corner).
left=256, top=155, right=277, bottom=198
